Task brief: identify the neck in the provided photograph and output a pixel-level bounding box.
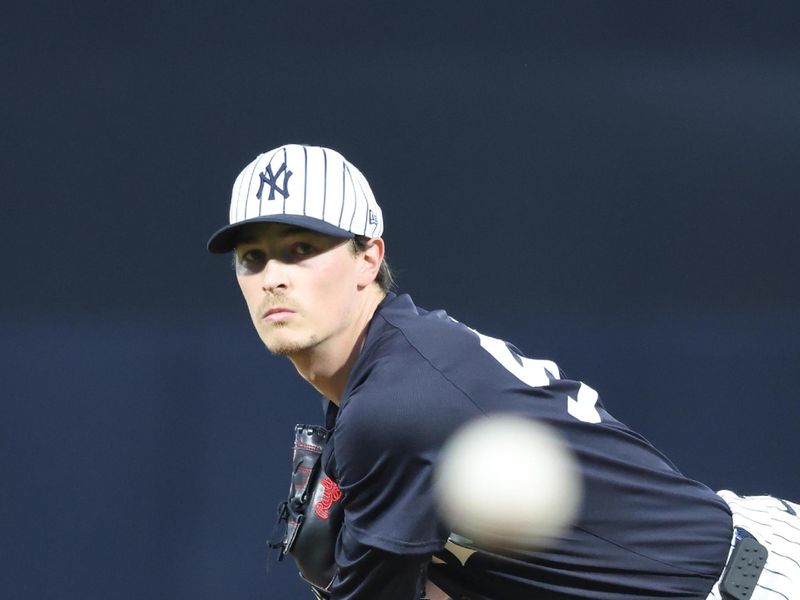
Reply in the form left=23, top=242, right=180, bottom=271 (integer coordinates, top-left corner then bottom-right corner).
left=289, top=287, right=386, bottom=405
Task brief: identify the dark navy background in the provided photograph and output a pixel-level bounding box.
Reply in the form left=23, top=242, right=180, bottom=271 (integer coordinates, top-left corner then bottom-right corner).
left=3, top=2, right=799, bottom=598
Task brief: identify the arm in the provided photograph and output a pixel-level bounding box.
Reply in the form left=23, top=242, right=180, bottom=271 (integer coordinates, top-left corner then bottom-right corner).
left=329, top=355, right=476, bottom=598
left=329, top=527, right=430, bottom=600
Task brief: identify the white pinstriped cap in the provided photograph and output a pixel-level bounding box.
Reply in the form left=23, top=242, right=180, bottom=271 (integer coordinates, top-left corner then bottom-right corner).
left=207, top=144, right=383, bottom=253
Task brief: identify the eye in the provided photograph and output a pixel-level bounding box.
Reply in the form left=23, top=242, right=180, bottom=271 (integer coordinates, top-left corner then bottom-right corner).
left=291, top=242, right=315, bottom=257
left=235, top=249, right=267, bottom=274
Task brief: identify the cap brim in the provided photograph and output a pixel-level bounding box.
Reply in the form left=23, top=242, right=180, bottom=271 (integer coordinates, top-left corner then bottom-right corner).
left=206, top=215, right=355, bottom=253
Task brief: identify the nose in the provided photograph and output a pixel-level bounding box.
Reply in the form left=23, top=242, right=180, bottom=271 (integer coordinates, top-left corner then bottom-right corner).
left=261, top=258, right=289, bottom=293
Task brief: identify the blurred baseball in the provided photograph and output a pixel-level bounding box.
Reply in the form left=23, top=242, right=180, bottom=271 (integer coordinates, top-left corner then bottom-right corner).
left=433, top=414, right=583, bottom=549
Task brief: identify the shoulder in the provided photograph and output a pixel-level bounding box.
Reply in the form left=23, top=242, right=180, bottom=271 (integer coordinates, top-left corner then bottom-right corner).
left=338, top=342, right=478, bottom=457
left=346, top=294, right=470, bottom=392
left=375, top=293, right=474, bottom=346
left=334, top=296, right=486, bottom=472
left=360, top=294, right=491, bottom=381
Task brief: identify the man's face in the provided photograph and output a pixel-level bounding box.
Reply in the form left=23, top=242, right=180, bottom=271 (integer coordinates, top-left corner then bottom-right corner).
left=234, top=223, right=363, bottom=357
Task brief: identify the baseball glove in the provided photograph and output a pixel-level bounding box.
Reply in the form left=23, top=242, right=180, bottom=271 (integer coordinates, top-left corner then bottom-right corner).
left=269, top=424, right=344, bottom=597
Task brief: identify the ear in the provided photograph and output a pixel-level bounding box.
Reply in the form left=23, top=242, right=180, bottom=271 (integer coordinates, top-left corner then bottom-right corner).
left=356, top=237, right=385, bottom=288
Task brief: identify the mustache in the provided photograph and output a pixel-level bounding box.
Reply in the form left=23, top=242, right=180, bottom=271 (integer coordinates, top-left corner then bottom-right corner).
left=258, top=295, right=298, bottom=315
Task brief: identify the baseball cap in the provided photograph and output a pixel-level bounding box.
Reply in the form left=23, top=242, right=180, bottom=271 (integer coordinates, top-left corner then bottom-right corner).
left=207, top=144, right=383, bottom=253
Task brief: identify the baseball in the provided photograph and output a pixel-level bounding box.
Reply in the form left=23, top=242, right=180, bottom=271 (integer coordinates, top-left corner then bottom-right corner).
left=433, top=414, right=583, bottom=549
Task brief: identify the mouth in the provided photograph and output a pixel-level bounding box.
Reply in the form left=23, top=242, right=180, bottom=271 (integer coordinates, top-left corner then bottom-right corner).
left=262, top=307, right=296, bottom=323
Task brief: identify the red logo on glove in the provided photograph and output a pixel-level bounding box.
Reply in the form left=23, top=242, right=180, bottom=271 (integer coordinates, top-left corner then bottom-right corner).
left=314, top=477, right=342, bottom=520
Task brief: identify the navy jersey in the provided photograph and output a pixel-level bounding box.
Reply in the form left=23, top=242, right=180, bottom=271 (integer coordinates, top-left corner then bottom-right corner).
left=322, top=293, right=732, bottom=599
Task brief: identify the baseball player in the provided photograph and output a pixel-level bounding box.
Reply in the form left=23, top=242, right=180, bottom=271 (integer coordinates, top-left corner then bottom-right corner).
left=208, top=144, right=800, bottom=599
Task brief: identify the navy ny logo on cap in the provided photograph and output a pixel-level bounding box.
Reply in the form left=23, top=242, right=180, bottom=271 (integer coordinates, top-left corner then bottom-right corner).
left=257, top=162, right=293, bottom=201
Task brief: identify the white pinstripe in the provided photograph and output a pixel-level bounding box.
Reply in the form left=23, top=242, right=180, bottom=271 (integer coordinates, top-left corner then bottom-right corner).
left=706, top=491, right=800, bottom=600
left=226, top=144, right=383, bottom=238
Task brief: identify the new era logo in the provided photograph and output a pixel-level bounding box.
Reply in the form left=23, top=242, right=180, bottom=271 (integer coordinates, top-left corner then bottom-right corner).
left=257, top=162, right=293, bottom=201
left=368, top=210, right=379, bottom=225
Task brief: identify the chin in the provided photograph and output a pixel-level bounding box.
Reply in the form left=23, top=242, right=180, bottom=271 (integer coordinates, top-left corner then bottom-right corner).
left=267, top=343, right=305, bottom=357
left=263, top=333, right=320, bottom=357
